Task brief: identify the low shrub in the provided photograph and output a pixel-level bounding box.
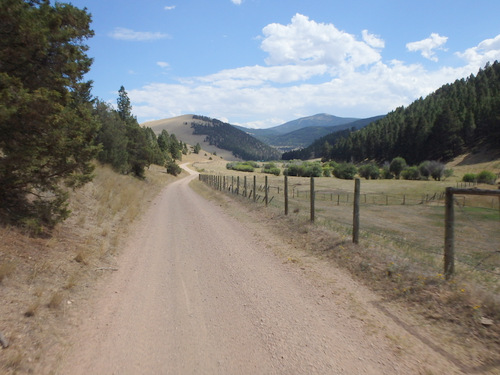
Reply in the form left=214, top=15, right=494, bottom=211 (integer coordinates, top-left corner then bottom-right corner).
left=358, top=163, right=380, bottom=180
left=284, top=162, right=322, bottom=177
left=476, top=170, right=497, bottom=184
left=462, top=173, right=476, bottom=182
left=166, top=160, right=182, bottom=176
left=262, top=163, right=281, bottom=176
left=333, top=162, right=357, bottom=180
left=401, top=166, right=420, bottom=180
left=226, top=162, right=255, bottom=172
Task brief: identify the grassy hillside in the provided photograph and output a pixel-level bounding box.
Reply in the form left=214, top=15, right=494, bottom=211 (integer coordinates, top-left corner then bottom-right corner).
left=142, top=115, right=238, bottom=160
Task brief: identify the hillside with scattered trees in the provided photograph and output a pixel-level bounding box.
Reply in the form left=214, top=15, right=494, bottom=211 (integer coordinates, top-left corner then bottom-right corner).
left=314, top=62, right=500, bottom=164
left=191, top=115, right=281, bottom=161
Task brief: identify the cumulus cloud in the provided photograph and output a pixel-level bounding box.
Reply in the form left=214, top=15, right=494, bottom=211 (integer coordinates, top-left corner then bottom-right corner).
left=362, top=30, right=385, bottom=49
left=195, top=64, right=328, bottom=88
left=406, top=33, right=448, bottom=61
left=456, top=34, right=500, bottom=68
left=108, top=27, right=170, bottom=41
left=260, top=14, right=381, bottom=70
left=128, top=16, right=498, bottom=128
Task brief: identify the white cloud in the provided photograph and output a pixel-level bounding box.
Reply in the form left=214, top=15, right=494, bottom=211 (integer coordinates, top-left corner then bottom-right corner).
left=260, top=14, right=381, bottom=70
left=157, top=61, right=170, bottom=69
left=108, top=27, right=170, bottom=41
left=362, top=30, right=385, bottom=49
left=195, top=64, right=328, bottom=88
left=164, top=5, right=176, bottom=10
left=128, top=16, right=498, bottom=128
left=456, top=34, right=500, bottom=69
left=130, top=61, right=462, bottom=126
left=406, top=33, right=448, bottom=62
left=231, top=0, right=243, bottom=4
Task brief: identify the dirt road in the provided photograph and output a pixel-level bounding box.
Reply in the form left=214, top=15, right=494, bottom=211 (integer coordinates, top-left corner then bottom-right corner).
left=57, top=166, right=461, bottom=374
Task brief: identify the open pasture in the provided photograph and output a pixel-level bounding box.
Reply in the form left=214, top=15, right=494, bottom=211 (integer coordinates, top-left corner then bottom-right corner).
left=196, top=158, right=500, bottom=296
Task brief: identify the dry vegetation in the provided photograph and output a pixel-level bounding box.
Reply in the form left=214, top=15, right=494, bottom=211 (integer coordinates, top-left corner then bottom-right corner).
left=0, top=163, right=181, bottom=374
left=192, top=151, right=500, bottom=372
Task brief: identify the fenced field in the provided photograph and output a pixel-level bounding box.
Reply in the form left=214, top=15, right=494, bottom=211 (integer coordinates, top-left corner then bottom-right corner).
left=199, top=171, right=500, bottom=294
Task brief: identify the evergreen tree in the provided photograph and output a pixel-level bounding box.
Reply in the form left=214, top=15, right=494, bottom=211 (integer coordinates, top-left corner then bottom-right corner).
left=94, top=101, right=129, bottom=173
left=0, top=0, right=99, bottom=228
left=193, top=143, right=202, bottom=154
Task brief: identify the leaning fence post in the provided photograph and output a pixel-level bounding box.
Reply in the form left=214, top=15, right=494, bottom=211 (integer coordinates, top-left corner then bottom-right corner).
left=444, top=187, right=455, bottom=279
left=353, top=178, right=360, bottom=244
left=310, top=176, right=315, bottom=222
left=284, top=175, right=289, bottom=215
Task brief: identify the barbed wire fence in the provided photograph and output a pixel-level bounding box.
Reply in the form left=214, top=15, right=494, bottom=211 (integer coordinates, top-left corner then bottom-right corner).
left=199, top=174, right=499, bottom=281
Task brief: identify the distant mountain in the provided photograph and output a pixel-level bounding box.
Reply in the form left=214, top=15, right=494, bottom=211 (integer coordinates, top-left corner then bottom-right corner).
left=236, top=113, right=358, bottom=139
left=236, top=113, right=383, bottom=152
left=282, top=115, right=386, bottom=160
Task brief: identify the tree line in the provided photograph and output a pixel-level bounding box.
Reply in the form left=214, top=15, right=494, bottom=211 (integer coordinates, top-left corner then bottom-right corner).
left=95, top=86, right=184, bottom=179
left=285, top=61, right=500, bottom=164
left=0, top=1, right=182, bottom=231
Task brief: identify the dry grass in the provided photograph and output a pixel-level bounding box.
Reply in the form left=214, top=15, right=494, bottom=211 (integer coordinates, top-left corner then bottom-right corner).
left=0, top=262, right=15, bottom=283
left=0, top=162, right=178, bottom=374
left=193, top=151, right=500, bottom=369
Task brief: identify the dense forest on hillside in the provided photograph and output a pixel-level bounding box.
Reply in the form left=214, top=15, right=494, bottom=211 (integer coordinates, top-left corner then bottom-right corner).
left=191, top=115, right=281, bottom=161
left=283, top=128, right=354, bottom=160
left=316, top=62, right=500, bottom=164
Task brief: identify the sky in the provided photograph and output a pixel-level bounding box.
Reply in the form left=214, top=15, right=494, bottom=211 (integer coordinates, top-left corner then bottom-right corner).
left=68, top=0, right=500, bottom=128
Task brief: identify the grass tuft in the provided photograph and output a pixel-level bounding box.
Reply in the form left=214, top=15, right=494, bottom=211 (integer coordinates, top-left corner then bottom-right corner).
left=47, top=291, right=64, bottom=309
left=0, top=262, right=15, bottom=283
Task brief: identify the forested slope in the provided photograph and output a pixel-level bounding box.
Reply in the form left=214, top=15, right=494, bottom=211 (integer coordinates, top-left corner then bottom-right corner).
left=324, top=62, right=500, bottom=164
left=284, top=62, right=500, bottom=163
left=191, top=115, right=281, bottom=161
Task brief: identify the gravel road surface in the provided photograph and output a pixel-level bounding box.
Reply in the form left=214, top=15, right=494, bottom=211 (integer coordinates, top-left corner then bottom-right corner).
left=57, top=166, right=461, bottom=374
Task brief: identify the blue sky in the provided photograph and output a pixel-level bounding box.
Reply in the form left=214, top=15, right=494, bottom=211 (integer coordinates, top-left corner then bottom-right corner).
left=70, top=0, right=500, bottom=128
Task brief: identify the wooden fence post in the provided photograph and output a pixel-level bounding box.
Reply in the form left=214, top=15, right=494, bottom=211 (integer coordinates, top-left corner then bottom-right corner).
left=265, top=176, right=268, bottom=206
left=310, top=176, right=315, bottom=222
left=353, top=178, right=360, bottom=244
left=253, top=176, right=256, bottom=202
left=244, top=176, right=247, bottom=197
left=444, top=187, right=455, bottom=279
left=284, top=175, right=289, bottom=215
left=237, top=176, right=240, bottom=196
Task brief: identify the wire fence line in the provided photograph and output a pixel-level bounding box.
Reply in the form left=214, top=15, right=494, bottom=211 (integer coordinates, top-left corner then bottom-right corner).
left=199, top=174, right=500, bottom=280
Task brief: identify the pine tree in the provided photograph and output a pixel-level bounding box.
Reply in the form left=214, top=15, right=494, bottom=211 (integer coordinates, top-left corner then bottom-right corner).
left=0, top=0, right=99, bottom=228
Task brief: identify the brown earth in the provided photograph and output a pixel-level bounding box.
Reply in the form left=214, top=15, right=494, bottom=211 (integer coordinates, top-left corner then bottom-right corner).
left=1, top=151, right=498, bottom=374
left=52, top=164, right=464, bottom=374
